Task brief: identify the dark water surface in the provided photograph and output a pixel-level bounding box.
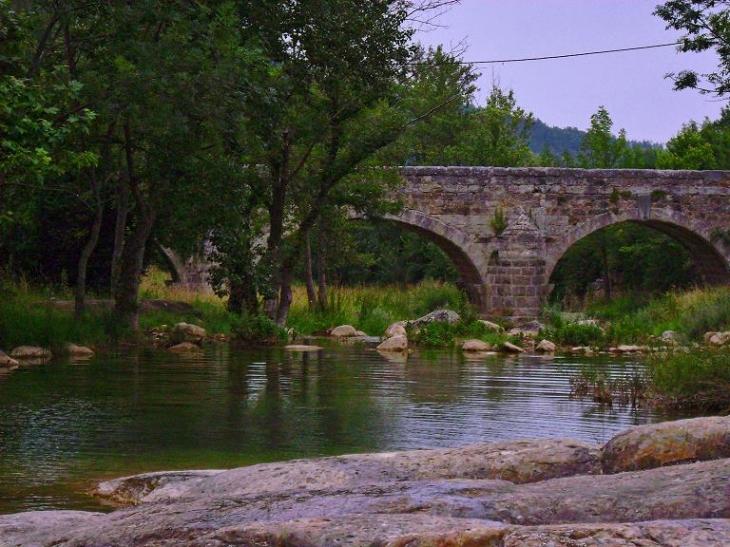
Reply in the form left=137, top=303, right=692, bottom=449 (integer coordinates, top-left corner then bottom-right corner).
left=0, top=345, right=687, bottom=514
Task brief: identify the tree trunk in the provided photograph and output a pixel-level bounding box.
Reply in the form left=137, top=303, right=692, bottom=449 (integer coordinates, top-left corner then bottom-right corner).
left=304, top=232, right=317, bottom=310
left=316, top=223, right=328, bottom=310
left=111, top=180, right=130, bottom=296
left=113, top=122, right=155, bottom=330
left=264, top=181, right=286, bottom=320
left=600, top=232, right=612, bottom=299
left=112, top=211, right=156, bottom=330
left=74, top=172, right=103, bottom=319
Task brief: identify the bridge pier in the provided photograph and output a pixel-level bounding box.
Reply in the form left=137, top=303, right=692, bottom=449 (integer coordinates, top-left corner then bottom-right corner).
left=482, top=210, right=547, bottom=318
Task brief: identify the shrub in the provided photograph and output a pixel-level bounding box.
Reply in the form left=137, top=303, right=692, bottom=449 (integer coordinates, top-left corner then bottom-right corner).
left=541, top=321, right=604, bottom=346
left=231, top=313, right=288, bottom=345
left=407, top=321, right=456, bottom=348
left=647, top=348, right=730, bottom=411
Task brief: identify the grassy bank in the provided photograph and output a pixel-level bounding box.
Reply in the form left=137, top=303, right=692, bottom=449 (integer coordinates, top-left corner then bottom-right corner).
left=544, top=286, right=730, bottom=347
left=0, top=270, right=236, bottom=353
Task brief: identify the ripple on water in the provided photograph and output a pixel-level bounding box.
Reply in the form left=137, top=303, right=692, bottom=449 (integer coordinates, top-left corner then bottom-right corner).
left=0, top=347, right=687, bottom=513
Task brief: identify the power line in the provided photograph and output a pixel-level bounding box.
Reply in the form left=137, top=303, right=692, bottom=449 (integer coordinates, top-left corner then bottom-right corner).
left=451, top=42, right=680, bottom=65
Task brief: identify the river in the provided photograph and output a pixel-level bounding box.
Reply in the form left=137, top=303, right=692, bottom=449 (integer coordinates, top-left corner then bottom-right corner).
left=0, top=345, right=689, bottom=515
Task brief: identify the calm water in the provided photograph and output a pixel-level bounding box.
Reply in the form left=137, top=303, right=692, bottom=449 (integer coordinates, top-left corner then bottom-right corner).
left=0, top=345, right=687, bottom=515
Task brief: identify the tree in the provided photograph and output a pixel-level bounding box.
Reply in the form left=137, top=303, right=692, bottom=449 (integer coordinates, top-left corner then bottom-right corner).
left=210, top=0, right=423, bottom=324
left=377, top=45, right=478, bottom=166
left=5, top=1, right=270, bottom=328
left=655, top=0, right=730, bottom=96
left=444, top=86, right=535, bottom=166
left=577, top=106, right=629, bottom=169
left=656, top=107, right=730, bottom=169
left=657, top=121, right=716, bottom=168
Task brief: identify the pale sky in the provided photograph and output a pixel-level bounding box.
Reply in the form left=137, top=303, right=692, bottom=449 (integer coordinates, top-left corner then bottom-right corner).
left=416, top=0, right=726, bottom=143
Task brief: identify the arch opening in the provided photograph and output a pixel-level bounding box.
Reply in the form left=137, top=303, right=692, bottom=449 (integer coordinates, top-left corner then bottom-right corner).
left=547, top=219, right=729, bottom=309
left=341, top=211, right=486, bottom=309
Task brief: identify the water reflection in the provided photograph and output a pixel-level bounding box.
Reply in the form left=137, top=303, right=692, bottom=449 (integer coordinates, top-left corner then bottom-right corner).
left=0, top=346, right=692, bottom=514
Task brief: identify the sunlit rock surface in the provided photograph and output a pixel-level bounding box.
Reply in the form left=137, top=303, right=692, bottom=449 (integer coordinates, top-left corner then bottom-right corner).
left=602, top=415, right=730, bottom=473
left=3, top=416, right=730, bottom=546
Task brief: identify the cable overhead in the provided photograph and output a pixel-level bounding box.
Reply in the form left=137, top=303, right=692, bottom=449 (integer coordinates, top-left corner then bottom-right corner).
left=422, top=42, right=681, bottom=65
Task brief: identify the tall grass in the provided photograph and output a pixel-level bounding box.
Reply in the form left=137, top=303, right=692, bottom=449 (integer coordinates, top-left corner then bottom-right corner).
left=580, top=286, right=730, bottom=344
left=0, top=291, right=109, bottom=352
left=286, top=280, right=469, bottom=336
left=647, top=348, right=730, bottom=412
left=138, top=267, right=236, bottom=335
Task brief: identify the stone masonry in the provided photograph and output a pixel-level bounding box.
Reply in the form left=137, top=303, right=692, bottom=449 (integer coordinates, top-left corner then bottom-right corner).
left=384, top=166, right=730, bottom=317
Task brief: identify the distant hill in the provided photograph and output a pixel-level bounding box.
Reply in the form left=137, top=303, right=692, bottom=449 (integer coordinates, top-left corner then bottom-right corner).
left=528, top=119, right=660, bottom=157
left=528, top=119, right=585, bottom=156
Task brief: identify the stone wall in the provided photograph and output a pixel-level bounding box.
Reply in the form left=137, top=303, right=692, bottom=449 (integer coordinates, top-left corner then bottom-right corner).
left=394, top=167, right=730, bottom=317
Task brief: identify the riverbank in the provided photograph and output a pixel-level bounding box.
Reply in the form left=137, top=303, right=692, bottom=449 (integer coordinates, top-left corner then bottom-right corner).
left=2, top=279, right=730, bottom=411
left=2, top=415, right=729, bottom=546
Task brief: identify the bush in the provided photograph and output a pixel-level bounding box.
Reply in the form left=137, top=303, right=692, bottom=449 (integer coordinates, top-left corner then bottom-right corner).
left=647, top=348, right=730, bottom=411
left=407, top=321, right=457, bottom=348
left=231, top=313, right=288, bottom=345
left=541, top=321, right=604, bottom=346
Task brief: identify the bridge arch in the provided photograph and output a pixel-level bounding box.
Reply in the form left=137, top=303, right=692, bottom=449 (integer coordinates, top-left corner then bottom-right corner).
left=377, top=209, right=487, bottom=307
left=545, top=209, right=730, bottom=287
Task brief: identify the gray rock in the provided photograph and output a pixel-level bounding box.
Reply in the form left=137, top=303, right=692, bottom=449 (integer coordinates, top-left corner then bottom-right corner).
left=502, top=341, right=525, bottom=353
left=38, top=459, right=730, bottom=546
left=95, top=439, right=600, bottom=505
left=10, top=346, right=52, bottom=359
left=411, top=309, right=460, bottom=326
left=168, top=342, right=202, bottom=353
left=330, top=325, right=358, bottom=337
left=285, top=345, right=323, bottom=352
left=602, top=415, right=730, bottom=474
left=94, top=470, right=227, bottom=506
left=461, top=339, right=493, bottom=352
left=708, top=331, right=730, bottom=345
left=517, top=320, right=543, bottom=332
left=535, top=339, right=556, bottom=353
left=500, top=519, right=730, bottom=547
left=376, top=334, right=408, bottom=352
left=478, top=319, right=504, bottom=332
left=0, top=510, right=103, bottom=547
left=65, top=343, right=95, bottom=358
left=171, top=322, right=206, bottom=343
left=0, top=349, right=19, bottom=368
left=384, top=321, right=407, bottom=338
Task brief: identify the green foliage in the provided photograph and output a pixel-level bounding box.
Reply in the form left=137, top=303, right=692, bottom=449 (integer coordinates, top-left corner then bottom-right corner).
left=287, top=281, right=469, bottom=336
left=327, top=223, right=458, bottom=286
left=444, top=86, right=536, bottom=166
left=654, top=1, right=730, bottom=97
left=647, top=349, right=730, bottom=411
left=656, top=110, right=730, bottom=169
left=377, top=45, right=478, bottom=166
left=231, top=313, right=288, bottom=346
left=407, top=321, right=456, bottom=348
left=541, top=321, right=604, bottom=346
left=577, top=106, right=630, bottom=168
left=0, top=290, right=108, bottom=352
left=569, top=362, right=647, bottom=407
left=550, top=223, right=696, bottom=307
left=671, top=289, right=730, bottom=341
left=585, top=286, right=730, bottom=343
left=490, top=206, right=507, bottom=236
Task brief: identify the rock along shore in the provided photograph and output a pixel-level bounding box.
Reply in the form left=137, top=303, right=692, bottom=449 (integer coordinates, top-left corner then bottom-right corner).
left=1, top=416, right=729, bottom=547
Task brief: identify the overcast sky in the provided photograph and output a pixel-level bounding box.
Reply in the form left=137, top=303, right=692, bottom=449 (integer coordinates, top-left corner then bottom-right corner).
left=416, top=0, right=726, bottom=143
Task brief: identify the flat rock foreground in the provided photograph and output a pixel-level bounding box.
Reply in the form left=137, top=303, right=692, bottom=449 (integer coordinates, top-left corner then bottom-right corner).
left=2, top=416, right=730, bottom=547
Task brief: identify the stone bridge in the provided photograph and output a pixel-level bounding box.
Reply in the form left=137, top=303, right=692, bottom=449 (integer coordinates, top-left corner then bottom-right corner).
left=380, top=167, right=730, bottom=317
left=170, top=167, right=730, bottom=318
